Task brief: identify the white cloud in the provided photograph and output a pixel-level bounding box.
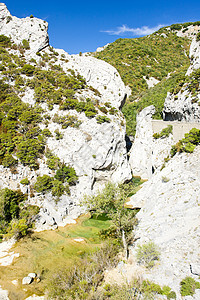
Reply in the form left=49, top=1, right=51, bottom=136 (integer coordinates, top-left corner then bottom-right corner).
left=101, top=24, right=167, bottom=36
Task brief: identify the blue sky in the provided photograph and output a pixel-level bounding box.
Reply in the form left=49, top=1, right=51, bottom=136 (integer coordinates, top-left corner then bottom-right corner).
left=4, top=0, right=200, bottom=54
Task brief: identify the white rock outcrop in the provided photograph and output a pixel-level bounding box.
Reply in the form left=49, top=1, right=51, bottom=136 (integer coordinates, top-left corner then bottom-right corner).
left=129, top=106, right=174, bottom=180
left=163, top=34, right=200, bottom=123
left=129, top=106, right=155, bottom=180
left=128, top=146, right=200, bottom=298
left=0, top=4, right=131, bottom=227
left=163, top=90, right=200, bottom=122
left=0, top=3, right=49, bottom=53
left=186, top=36, right=200, bottom=75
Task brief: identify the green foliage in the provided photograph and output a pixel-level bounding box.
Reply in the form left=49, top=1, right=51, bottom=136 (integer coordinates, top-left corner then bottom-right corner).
left=170, top=24, right=182, bottom=31
left=47, top=242, right=119, bottom=299
left=170, top=128, right=200, bottom=156
left=20, top=178, right=30, bottom=185
left=55, top=165, right=78, bottom=185
left=122, top=65, right=189, bottom=136
left=45, top=150, right=61, bottom=170
left=6, top=16, right=12, bottom=23
left=95, top=31, right=190, bottom=99
left=0, top=35, right=11, bottom=48
left=153, top=125, right=173, bottom=139
left=196, top=32, right=200, bottom=42
left=54, top=129, right=63, bottom=140
left=2, top=153, right=18, bottom=167
left=52, top=179, right=69, bottom=198
left=22, top=39, right=30, bottom=50
left=83, top=182, right=138, bottom=249
left=0, top=188, right=38, bottom=240
left=96, top=115, right=111, bottom=124
left=6, top=218, right=28, bottom=240
left=16, top=138, right=45, bottom=169
left=41, top=128, right=52, bottom=137
left=180, top=277, right=200, bottom=296
left=0, top=188, right=25, bottom=223
left=34, top=175, right=53, bottom=194
left=21, top=64, right=35, bottom=76
left=53, top=113, right=82, bottom=129
left=136, top=241, right=160, bottom=268
left=34, top=163, right=77, bottom=198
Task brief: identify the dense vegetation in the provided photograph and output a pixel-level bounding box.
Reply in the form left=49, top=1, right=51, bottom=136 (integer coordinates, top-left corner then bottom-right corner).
left=82, top=181, right=141, bottom=258
left=95, top=28, right=190, bottom=99
left=122, top=65, right=189, bottom=135
left=95, top=23, right=200, bottom=136
left=170, top=128, right=200, bottom=156
left=0, top=188, right=39, bottom=240
left=180, top=276, right=200, bottom=296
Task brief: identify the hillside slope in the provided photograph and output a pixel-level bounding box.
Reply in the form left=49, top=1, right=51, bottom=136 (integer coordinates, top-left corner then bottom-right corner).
left=94, top=22, right=200, bottom=136
left=0, top=3, right=131, bottom=230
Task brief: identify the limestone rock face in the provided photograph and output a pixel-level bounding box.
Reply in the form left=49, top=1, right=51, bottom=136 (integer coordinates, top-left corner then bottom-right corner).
left=129, top=105, right=155, bottom=180
left=163, top=90, right=200, bottom=122
left=129, top=106, right=174, bottom=180
left=128, top=146, right=200, bottom=297
left=163, top=36, right=200, bottom=123
left=50, top=49, right=127, bottom=109
left=186, top=37, right=200, bottom=75
left=0, top=4, right=131, bottom=227
left=0, top=3, right=49, bottom=52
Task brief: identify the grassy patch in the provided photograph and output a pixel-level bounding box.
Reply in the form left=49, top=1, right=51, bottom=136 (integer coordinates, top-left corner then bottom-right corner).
left=0, top=214, right=111, bottom=299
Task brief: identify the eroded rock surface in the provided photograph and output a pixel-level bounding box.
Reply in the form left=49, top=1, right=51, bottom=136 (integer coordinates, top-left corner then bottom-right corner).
left=128, top=147, right=200, bottom=298
left=0, top=3, right=49, bottom=52
left=0, top=4, right=131, bottom=227
left=129, top=106, right=174, bottom=179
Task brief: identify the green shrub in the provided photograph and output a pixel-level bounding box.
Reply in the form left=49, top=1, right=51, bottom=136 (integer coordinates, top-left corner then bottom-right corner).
left=16, top=138, right=44, bottom=169
left=170, top=128, right=200, bottom=156
left=153, top=125, right=173, bottom=139
left=0, top=188, right=25, bottom=223
left=55, top=165, right=78, bottom=185
left=6, top=218, right=28, bottom=240
left=2, top=153, right=18, bottom=167
left=52, top=179, right=69, bottom=197
left=136, top=241, right=160, bottom=268
left=34, top=175, right=53, bottom=194
left=21, top=64, right=35, bottom=76
left=85, top=110, right=97, bottom=118
left=45, top=150, right=61, bottom=170
left=196, top=32, right=200, bottom=42
left=41, top=128, right=52, bottom=137
left=6, top=16, right=12, bottom=23
left=180, top=277, right=200, bottom=296
left=53, top=113, right=81, bottom=129
left=170, top=24, right=182, bottom=31
left=20, top=178, right=30, bottom=185
left=0, top=35, right=11, bottom=47
left=54, top=129, right=63, bottom=140
left=22, top=39, right=30, bottom=50
left=96, top=115, right=111, bottom=124
left=47, top=242, right=119, bottom=299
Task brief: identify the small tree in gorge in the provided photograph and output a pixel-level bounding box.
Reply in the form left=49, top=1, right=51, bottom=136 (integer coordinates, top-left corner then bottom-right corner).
left=82, top=182, right=138, bottom=259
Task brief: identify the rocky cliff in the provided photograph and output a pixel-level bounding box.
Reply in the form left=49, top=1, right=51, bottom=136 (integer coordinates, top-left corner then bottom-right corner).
left=0, top=3, right=49, bottom=52
left=0, top=3, right=131, bottom=229
left=127, top=146, right=200, bottom=298
left=163, top=33, right=200, bottom=122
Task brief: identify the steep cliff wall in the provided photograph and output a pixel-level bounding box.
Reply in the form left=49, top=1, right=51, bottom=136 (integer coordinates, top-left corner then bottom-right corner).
left=0, top=4, right=131, bottom=228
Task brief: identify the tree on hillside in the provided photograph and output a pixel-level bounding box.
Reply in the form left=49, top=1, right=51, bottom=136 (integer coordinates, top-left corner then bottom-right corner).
left=82, top=182, right=138, bottom=259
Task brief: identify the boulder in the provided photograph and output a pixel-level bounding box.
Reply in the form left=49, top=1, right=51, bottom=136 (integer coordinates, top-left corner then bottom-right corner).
left=22, top=276, right=33, bottom=285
